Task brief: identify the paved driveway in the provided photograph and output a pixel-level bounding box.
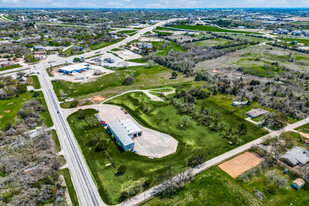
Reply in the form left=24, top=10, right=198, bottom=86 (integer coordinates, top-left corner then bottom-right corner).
left=63, top=104, right=178, bottom=158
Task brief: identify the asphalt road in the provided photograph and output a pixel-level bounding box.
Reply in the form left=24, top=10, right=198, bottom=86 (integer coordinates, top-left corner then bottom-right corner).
left=24, top=19, right=179, bottom=206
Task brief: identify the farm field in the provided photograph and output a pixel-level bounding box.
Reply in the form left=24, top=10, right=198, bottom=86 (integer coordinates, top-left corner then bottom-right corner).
left=67, top=92, right=267, bottom=204
left=52, top=65, right=192, bottom=101
left=144, top=166, right=309, bottom=206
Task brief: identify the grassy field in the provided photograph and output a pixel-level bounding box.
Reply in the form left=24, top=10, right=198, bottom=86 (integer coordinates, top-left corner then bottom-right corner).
left=27, top=75, right=41, bottom=89
left=67, top=92, right=267, bottom=204
left=194, top=38, right=231, bottom=46
left=295, top=123, right=309, bottom=133
left=90, top=38, right=124, bottom=50
left=52, top=65, right=192, bottom=101
left=152, top=41, right=185, bottom=55
left=193, top=45, right=309, bottom=72
left=145, top=166, right=309, bottom=206
left=59, top=169, right=79, bottom=206
left=117, top=30, right=136, bottom=34
left=0, top=91, right=53, bottom=128
left=61, top=47, right=84, bottom=57
left=0, top=64, right=22, bottom=71
left=170, top=25, right=260, bottom=34
left=277, top=37, right=309, bottom=45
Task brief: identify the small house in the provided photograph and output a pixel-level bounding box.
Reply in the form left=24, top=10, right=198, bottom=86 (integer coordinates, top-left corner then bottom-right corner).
left=281, top=147, right=309, bottom=167
left=292, top=178, right=305, bottom=190
left=246, top=108, right=268, bottom=118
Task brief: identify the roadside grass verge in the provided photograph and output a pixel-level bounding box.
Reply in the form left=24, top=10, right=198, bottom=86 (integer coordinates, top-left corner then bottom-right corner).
left=90, top=38, right=124, bottom=50
left=0, top=64, right=22, bottom=71
left=58, top=168, right=79, bottom=206
left=67, top=92, right=267, bottom=204
left=52, top=129, right=61, bottom=152
left=27, top=75, right=41, bottom=89
left=169, top=25, right=260, bottom=34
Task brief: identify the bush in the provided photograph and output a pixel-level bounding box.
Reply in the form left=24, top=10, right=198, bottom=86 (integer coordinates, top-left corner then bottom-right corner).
left=122, top=76, right=135, bottom=85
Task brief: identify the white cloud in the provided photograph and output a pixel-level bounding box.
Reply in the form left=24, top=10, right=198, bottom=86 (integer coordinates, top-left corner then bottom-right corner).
left=51, top=2, right=67, bottom=7
left=78, top=1, right=96, bottom=7
left=2, top=0, right=20, bottom=3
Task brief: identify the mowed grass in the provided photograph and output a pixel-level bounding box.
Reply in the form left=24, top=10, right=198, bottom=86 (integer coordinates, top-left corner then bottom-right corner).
left=0, top=64, right=21, bottom=71
left=144, top=167, right=260, bottom=206
left=0, top=91, right=53, bottom=128
left=295, top=123, right=309, bottom=133
left=0, top=92, right=32, bottom=128
left=52, top=66, right=192, bottom=101
left=90, top=38, right=124, bottom=50
left=27, top=75, right=41, bottom=89
left=58, top=168, right=79, bottom=206
left=194, top=38, right=231, bottom=46
left=67, top=92, right=267, bottom=204
left=170, top=25, right=260, bottom=34
left=278, top=37, right=309, bottom=45
left=145, top=166, right=309, bottom=206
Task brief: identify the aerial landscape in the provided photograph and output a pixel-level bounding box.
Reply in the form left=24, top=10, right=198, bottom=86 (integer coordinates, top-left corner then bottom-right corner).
left=0, top=1, right=309, bottom=206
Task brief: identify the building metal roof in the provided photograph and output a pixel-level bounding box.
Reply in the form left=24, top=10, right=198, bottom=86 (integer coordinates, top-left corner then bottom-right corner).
left=246, top=108, right=268, bottom=118
left=108, top=119, right=139, bottom=147
left=281, top=147, right=309, bottom=166
left=293, top=178, right=305, bottom=187
left=119, top=119, right=142, bottom=135
left=60, top=63, right=89, bottom=72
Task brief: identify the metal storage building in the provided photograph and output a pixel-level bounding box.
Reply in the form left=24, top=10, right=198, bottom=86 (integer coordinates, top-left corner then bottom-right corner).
left=59, top=63, right=89, bottom=74
left=107, top=119, right=142, bottom=151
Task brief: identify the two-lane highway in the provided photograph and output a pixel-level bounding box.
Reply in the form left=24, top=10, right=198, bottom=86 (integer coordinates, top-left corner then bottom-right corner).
left=39, top=67, right=105, bottom=206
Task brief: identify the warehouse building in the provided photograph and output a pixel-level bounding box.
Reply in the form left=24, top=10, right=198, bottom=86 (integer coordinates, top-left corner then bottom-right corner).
left=246, top=108, right=268, bottom=118
left=107, top=119, right=142, bottom=151
left=59, top=63, right=89, bottom=74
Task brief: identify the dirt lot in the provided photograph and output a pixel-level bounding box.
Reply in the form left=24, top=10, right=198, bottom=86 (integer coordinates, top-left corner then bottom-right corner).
left=92, top=95, right=106, bottom=103
left=219, top=152, right=263, bottom=178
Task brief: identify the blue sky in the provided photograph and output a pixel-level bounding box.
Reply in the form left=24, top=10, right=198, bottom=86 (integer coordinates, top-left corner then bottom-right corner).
left=1, top=0, right=309, bottom=8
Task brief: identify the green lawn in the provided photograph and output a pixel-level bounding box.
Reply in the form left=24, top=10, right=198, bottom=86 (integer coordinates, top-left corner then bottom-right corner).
left=152, top=41, right=185, bottom=55
left=61, top=47, right=84, bottom=57
left=145, top=166, right=309, bottom=206
left=194, top=38, right=231, bottom=46
left=0, top=91, right=53, bottom=128
left=277, top=37, right=309, bottom=45
left=295, top=123, right=309, bottom=134
left=0, top=92, right=32, bottom=129
left=117, top=30, right=136, bottom=34
left=67, top=92, right=267, bottom=204
left=52, top=66, right=192, bottom=101
left=27, top=75, right=41, bottom=89
left=0, top=64, right=22, bottom=71
left=52, top=129, right=61, bottom=153
left=90, top=38, right=124, bottom=50
left=58, top=169, right=79, bottom=206
left=170, top=25, right=260, bottom=34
